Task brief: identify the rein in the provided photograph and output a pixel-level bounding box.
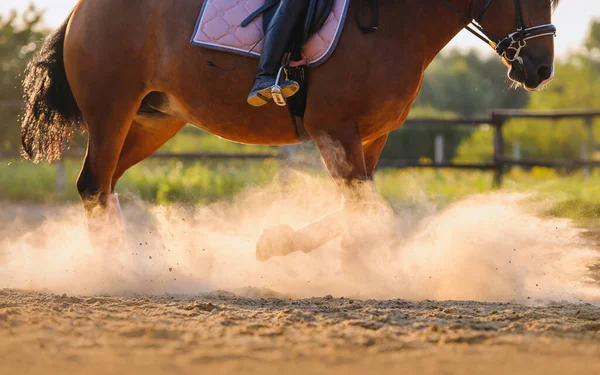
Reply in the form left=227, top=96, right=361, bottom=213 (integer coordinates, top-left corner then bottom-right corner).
left=439, top=0, right=557, bottom=63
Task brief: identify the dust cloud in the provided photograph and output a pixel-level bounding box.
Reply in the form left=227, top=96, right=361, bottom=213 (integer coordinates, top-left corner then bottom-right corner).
left=1, top=172, right=598, bottom=303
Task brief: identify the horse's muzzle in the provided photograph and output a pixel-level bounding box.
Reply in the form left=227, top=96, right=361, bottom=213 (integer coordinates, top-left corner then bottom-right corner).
left=508, top=58, right=554, bottom=91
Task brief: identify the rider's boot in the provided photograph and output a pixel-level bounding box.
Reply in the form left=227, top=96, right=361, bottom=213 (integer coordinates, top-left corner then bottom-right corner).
left=247, top=0, right=307, bottom=107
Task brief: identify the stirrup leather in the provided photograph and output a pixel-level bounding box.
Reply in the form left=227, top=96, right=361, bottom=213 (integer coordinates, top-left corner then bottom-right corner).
left=272, top=65, right=289, bottom=107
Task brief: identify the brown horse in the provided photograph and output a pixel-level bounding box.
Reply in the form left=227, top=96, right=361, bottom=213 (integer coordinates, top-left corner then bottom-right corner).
left=20, top=0, right=558, bottom=260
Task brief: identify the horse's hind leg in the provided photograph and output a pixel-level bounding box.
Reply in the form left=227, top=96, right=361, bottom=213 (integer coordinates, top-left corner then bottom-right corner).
left=76, top=94, right=145, bottom=230
left=111, top=114, right=186, bottom=189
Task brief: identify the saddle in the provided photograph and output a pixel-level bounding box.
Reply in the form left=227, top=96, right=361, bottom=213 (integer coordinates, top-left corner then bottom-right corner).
left=242, top=0, right=334, bottom=43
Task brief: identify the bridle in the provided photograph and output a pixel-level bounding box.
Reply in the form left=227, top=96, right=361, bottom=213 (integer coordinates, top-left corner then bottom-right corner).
left=440, top=0, right=557, bottom=63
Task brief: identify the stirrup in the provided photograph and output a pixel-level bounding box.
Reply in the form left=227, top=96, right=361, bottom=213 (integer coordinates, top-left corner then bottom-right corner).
left=272, top=65, right=288, bottom=107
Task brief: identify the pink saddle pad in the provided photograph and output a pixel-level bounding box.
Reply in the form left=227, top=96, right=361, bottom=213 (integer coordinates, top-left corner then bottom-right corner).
left=191, top=0, right=350, bottom=67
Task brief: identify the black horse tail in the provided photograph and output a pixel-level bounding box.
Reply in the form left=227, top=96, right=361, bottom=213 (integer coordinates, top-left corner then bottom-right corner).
left=21, top=12, right=83, bottom=163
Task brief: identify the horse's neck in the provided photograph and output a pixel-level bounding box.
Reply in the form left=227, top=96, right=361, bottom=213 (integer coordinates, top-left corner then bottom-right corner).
left=382, top=0, right=477, bottom=66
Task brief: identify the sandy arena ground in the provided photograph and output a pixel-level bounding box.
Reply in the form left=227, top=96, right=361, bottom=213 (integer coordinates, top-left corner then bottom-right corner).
left=2, top=289, right=600, bottom=375
left=2, top=193, right=600, bottom=374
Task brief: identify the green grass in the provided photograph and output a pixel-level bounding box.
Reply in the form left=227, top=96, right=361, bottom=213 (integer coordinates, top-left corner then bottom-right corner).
left=0, top=158, right=280, bottom=204
left=2, top=156, right=600, bottom=223
left=376, top=167, right=600, bottom=223
left=118, top=159, right=279, bottom=205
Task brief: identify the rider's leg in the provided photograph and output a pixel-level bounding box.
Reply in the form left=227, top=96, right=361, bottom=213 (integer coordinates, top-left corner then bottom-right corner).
left=247, top=0, right=308, bottom=107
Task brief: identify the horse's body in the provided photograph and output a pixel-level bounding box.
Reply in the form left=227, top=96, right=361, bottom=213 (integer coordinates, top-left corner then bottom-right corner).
left=21, top=0, right=556, bottom=259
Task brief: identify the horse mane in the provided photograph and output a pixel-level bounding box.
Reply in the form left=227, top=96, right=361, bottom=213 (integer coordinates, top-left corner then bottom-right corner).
left=551, top=0, right=561, bottom=10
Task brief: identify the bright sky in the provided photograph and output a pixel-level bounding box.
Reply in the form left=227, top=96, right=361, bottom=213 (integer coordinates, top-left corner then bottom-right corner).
left=1, top=0, right=599, bottom=56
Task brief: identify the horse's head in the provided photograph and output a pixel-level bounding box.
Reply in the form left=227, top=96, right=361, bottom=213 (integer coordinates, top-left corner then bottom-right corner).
left=477, top=0, right=558, bottom=91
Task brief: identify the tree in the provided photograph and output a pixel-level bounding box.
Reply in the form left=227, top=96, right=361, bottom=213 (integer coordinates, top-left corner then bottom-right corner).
left=414, top=49, right=530, bottom=117
left=0, top=5, right=49, bottom=152
left=585, top=18, right=600, bottom=60
left=396, top=49, right=531, bottom=161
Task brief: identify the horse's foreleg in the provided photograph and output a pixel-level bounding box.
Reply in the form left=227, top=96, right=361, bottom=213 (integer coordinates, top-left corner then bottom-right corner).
left=336, top=134, right=391, bottom=271
left=364, top=134, right=389, bottom=178
left=256, top=123, right=367, bottom=261
left=256, top=126, right=389, bottom=263
left=256, top=209, right=344, bottom=261
left=315, top=133, right=385, bottom=269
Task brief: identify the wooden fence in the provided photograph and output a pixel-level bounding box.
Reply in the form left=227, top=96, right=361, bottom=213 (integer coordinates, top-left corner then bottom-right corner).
left=1, top=105, right=600, bottom=189
left=0, top=101, right=22, bottom=110
left=400, top=109, right=600, bottom=186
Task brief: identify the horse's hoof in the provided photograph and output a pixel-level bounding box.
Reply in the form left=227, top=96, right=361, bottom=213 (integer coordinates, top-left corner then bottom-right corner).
left=256, top=224, right=297, bottom=262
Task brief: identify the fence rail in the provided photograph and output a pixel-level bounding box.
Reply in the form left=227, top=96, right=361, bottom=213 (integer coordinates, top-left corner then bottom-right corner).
left=0, top=100, right=23, bottom=110
left=2, top=105, right=600, bottom=188
left=0, top=152, right=280, bottom=161
left=403, top=110, right=600, bottom=185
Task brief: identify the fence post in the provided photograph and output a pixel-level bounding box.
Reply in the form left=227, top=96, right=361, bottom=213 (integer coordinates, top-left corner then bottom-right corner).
left=56, top=158, right=66, bottom=197
left=581, top=140, right=590, bottom=179
left=279, top=145, right=297, bottom=189
left=584, top=117, right=594, bottom=178
left=492, top=114, right=505, bottom=187
left=434, top=134, right=444, bottom=165
left=512, top=140, right=521, bottom=161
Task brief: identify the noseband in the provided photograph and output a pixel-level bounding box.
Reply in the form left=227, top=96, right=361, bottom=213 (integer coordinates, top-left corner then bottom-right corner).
left=441, top=0, right=557, bottom=63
